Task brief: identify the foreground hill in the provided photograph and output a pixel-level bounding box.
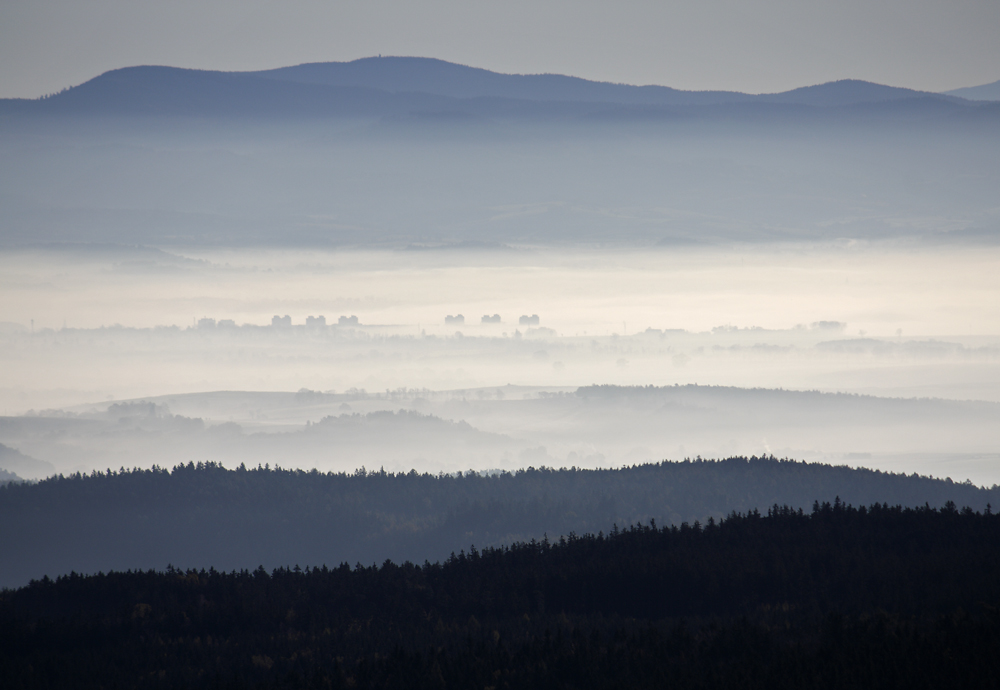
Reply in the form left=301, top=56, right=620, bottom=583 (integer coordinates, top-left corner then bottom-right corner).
left=1, top=457, right=995, bottom=589
left=2, top=503, right=998, bottom=688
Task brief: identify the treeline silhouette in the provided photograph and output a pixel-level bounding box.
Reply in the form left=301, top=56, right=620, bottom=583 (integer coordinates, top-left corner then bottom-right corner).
left=1, top=457, right=996, bottom=588
left=2, top=502, right=998, bottom=688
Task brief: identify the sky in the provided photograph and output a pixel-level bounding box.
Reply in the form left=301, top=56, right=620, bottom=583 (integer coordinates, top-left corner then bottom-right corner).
left=1, top=0, right=998, bottom=99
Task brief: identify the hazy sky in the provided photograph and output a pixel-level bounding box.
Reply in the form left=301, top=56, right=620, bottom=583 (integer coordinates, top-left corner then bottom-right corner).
left=2, top=0, right=998, bottom=99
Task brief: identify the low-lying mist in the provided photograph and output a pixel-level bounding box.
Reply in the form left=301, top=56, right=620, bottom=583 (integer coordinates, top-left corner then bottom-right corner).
left=5, top=384, right=999, bottom=485
left=0, top=242, right=997, bottom=486
left=2, top=243, right=998, bottom=407
left=2, top=91, right=998, bottom=488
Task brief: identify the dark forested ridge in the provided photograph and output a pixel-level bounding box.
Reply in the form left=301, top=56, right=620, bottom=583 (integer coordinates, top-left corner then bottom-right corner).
left=1, top=457, right=995, bottom=589
left=3, top=504, right=999, bottom=689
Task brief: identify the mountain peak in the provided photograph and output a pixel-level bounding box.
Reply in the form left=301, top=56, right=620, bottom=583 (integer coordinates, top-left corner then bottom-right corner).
left=944, top=79, right=1000, bottom=102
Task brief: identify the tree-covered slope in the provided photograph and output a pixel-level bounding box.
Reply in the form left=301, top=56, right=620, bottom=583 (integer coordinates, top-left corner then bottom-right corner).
left=1, top=457, right=995, bottom=588
left=2, top=503, right=998, bottom=689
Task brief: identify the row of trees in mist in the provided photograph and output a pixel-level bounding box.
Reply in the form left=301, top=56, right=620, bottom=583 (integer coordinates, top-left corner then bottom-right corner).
left=1, top=456, right=995, bottom=589
left=3, top=503, right=998, bottom=688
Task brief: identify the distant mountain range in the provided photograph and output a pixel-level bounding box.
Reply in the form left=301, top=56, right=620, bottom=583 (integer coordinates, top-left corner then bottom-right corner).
left=250, top=57, right=943, bottom=107
left=1, top=57, right=994, bottom=121
left=944, top=79, right=1000, bottom=101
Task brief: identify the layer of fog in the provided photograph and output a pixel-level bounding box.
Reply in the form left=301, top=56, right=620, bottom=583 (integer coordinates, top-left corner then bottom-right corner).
left=3, top=243, right=999, bottom=405
left=2, top=109, right=998, bottom=487
left=0, top=242, right=997, bottom=485
left=3, top=385, right=998, bottom=487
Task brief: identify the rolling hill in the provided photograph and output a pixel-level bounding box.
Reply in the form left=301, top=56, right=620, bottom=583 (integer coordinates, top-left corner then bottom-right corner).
left=0, top=58, right=980, bottom=121
left=945, top=78, right=1000, bottom=101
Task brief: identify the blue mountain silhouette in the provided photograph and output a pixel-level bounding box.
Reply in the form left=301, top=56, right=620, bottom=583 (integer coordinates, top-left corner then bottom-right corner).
left=0, top=57, right=984, bottom=120
left=944, top=79, right=1000, bottom=102
left=5, top=66, right=453, bottom=117
left=250, top=57, right=753, bottom=106
left=251, top=58, right=947, bottom=108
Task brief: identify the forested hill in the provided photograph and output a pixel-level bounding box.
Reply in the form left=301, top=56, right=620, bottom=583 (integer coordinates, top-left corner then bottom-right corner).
left=3, top=504, right=999, bottom=689
left=1, top=457, right=995, bottom=589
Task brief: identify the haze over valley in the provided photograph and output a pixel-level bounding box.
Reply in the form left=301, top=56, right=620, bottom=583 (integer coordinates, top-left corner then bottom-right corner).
left=2, top=56, right=999, bottom=588
left=3, top=0, right=1000, bottom=675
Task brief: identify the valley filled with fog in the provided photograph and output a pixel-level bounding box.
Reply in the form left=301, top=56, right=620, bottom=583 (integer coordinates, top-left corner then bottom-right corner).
left=1, top=60, right=998, bottom=487
left=1, top=242, right=998, bottom=485
left=5, top=2, right=1000, bottom=678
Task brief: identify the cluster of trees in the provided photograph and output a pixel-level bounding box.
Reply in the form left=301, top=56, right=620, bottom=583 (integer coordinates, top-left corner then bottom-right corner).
left=2, top=456, right=996, bottom=589
left=2, top=502, right=998, bottom=688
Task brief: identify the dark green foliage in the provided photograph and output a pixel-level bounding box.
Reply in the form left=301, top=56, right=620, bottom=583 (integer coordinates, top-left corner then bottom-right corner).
left=2, top=456, right=996, bottom=588
left=2, top=503, right=999, bottom=688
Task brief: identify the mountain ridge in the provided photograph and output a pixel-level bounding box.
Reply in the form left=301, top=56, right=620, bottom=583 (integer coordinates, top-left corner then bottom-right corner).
left=0, top=58, right=978, bottom=121
left=1, top=457, right=996, bottom=590
left=945, top=78, right=1000, bottom=101
left=249, top=56, right=755, bottom=106
left=253, top=57, right=956, bottom=107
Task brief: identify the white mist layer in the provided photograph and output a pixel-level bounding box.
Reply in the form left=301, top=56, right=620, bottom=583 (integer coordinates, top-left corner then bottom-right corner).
left=1, top=242, right=998, bottom=406
left=1, top=243, right=998, bottom=485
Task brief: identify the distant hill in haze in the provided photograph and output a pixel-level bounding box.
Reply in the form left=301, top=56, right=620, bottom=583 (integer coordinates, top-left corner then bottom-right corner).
left=2, top=58, right=996, bottom=249
left=945, top=79, right=1000, bottom=101
left=0, top=58, right=980, bottom=121
left=0, top=443, right=53, bottom=481
left=249, top=57, right=755, bottom=106
left=0, top=66, right=455, bottom=118
left=253, top=58, right=947, bottom=108
left=754, top=79, right=946, bottom=107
